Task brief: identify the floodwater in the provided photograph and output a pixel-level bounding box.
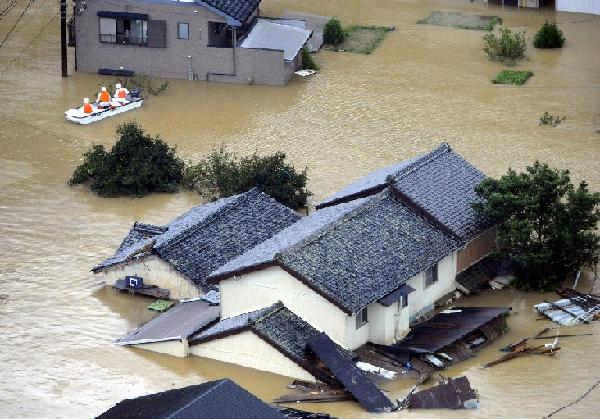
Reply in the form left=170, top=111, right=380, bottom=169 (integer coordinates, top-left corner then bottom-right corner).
left=0, top=0, right=599, bottom=417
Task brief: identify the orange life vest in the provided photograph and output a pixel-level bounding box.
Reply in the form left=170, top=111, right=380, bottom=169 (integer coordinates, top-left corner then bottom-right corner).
left=83, top=103, right=93, bottom=114
left=117, top=89, right=127, bottom=99
left=100, top=91, right=110, bottom=102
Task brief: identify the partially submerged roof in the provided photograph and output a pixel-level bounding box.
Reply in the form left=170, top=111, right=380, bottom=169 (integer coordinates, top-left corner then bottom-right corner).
left=240, top=20, right=312, bottom=61
left=96, top=378, right=284, bottom=419
left=93, top=188, right=301, bottom=291
left=190, top=302, right=352, bottom=384
left=117, top=299, right=220, bottom=345
left=116, top=222, right=166, bottom=253
left=196, top=0, right=260, bottom=25
left=317, top=143, right=493, bottom=242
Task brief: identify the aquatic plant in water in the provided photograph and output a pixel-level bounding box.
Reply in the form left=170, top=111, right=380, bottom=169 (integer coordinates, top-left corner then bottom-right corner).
left=492, top=70, right=533, bottom=85
left=539, top=112, right=566, bottom=127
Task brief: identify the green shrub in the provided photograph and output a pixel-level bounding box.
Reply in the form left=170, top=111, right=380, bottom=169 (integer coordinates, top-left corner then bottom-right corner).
left=184, top=147, right=311, bottom=210
left=302, top=47, right=319, bottom=70
left=539, top=112, right=566, bottom=127
left=70, top=122, right=184, bottom=197
left=492, top=70, right=533, bottom=85
left=483, top=27, right=527, bottom=66
left=533, top=21, right=565, bottom=49
left=99, top=75, right=169, bottom=98
left=324, top=18, right=346, bottom=45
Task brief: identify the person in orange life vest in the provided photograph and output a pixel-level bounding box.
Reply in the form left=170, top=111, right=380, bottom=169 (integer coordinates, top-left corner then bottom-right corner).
left=97, top=87, right=111, bottom=108
left=114, top=83, right=129, bottom=102
left=82, top=98, right=93, bottom=114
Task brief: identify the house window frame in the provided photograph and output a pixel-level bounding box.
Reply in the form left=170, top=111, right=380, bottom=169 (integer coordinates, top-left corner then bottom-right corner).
left=424, top=264, right=439, bottom=288
left=355, top=307, right=368, bottom=329
left=177, top=22, right=189, bottom=40
left=400, top=294, right=408, bottom=308
left=98, top=17, right=148, bottom=46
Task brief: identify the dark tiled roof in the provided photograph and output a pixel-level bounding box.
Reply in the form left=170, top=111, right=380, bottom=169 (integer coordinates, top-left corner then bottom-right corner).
left=209, top=198, right=367, bottom=280
left=279, top=190, right=460, bottom=314
left=390, top=143, right=493, bottom=241
left=116, top=222, right=166, bottom=253
left=316, top=156, right=422, bottom=209
left=190, top=303, right=352, bottom=383
left=96, top=379, right=284, bottom=419
left=93, top=189, right=301, bottom=291
left=117, top=300, right=220, bottom=345
left=198, top=0, right=260, bottom=24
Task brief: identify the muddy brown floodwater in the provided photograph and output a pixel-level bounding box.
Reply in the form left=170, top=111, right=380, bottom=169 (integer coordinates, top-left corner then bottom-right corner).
left=0, top=0, right=599, bottom=417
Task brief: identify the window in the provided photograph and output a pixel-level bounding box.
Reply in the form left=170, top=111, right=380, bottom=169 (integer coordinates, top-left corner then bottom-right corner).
left=178, top=22, right=189, bottom=39
left=400, top=294, right=408, bottom=308
left=99, top=17, right=147, bottom=45
left=355, top=307, right=368, bottom=329
left=424, top=264, right=438, bottom=288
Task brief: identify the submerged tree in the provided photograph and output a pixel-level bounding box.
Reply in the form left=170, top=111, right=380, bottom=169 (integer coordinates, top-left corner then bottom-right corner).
left=473, top=162, right=600, bottom=290
left=184, top=147, right=311, bottom=210
left=70, top=121, right=184, bottom=197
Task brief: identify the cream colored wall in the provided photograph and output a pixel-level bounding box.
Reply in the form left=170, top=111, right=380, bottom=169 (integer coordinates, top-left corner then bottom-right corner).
left=219, top=266, right=349, bottom=346
left=189, top=331, right=316, bottom=382
left=130, top=339, right=188, bottom=358
left=100, top=255, right=201, bottom=300
left=406, top=252, right=458, bottom=321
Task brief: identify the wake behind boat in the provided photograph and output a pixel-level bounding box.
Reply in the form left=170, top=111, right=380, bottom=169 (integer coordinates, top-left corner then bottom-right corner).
left=65, top=85, right=143, bottom=125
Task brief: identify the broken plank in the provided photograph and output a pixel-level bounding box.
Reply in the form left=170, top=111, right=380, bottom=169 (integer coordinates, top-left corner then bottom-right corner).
left=274, top=393, right=352, bottom=404
left=406, top=376, right=478, bottom=409
left=307, top=332, right=393, bottom=412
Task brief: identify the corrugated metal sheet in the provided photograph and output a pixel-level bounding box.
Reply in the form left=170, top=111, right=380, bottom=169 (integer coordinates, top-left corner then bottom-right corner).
left=240, top=20, right=312, bottom=61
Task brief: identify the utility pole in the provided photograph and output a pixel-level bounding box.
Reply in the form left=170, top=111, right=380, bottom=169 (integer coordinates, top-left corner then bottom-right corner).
left=60, top=0, right=68, bottom=77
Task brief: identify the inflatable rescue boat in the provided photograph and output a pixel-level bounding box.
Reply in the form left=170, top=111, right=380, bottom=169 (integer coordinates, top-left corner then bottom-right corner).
left=65, top=90, right=143, bottom=125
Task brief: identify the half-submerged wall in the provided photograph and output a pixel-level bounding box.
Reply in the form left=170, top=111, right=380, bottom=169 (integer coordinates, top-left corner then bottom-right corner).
left=189, top=330, right=316, bottom=382
left=99, top=255, right=201, bottom=300
left=457, top=228, right=496, bottom=273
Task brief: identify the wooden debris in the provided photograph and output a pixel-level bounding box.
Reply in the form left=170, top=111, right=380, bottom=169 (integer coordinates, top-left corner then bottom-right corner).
left=399, top=376, right=479, bottom=410
left=274, top=393, right=352, bottom=404
left=484, top=344, right=560, bottom=368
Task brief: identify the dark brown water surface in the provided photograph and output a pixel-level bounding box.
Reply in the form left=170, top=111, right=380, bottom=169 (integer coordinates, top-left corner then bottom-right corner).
left=1, top=0, right=599, bottom=417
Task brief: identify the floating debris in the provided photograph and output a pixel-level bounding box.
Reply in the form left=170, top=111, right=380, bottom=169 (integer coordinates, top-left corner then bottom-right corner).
left=356, top=361, right=397, bottom=380
left=534, top=288, right=600, bottom=326
left=484, top=336, right=561, bottom=368
left=398, top=376, right=479, bottom=410
left=147, top=299, right=174, bottom=312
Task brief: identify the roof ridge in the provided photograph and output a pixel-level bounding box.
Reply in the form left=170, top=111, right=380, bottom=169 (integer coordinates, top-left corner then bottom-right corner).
left=166, top=380, right=228, bottom=419
left=391, top=142, right=451, bottom=183
left=252, top=301, right=284, bottom=325
left=277, top=193, right=386, bottom=260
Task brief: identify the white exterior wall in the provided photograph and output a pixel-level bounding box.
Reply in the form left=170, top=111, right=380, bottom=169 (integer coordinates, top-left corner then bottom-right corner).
left=406, top=252, right=458, bottom=322
left=130, top=339, right=188, bottom=357
left=189, top=331, right=316, bottom=382
left=219, top=266, right=349, bottom=346
left=99, top=255, right=201, bottom=300
left=556, top=0, right=600, bottom=14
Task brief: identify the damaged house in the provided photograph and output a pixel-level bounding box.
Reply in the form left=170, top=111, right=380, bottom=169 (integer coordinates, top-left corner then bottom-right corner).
left=73, top=0, right=312, bottom=86
left=93, top=188, right=300, bottom=299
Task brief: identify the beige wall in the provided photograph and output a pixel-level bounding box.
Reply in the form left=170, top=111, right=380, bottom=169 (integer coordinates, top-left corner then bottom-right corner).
left=130, top=338, right=188, bottom=357
left=406, top=252, right=458, bottom=322
left=189, top=330, right=316, bottom=382
left=219, top=266, right=349, bottom=346
left=99, top=254, right=201, bottom=300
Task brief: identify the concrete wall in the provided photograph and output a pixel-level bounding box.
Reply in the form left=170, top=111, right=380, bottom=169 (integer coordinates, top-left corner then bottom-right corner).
left=75, top=0, right=291, bottom=85
left=99, top=254, right=201, bottom=300
left=189, top=330, right=316, bottom=381
left=131, top=338, right=188, bottom=357
left=406, top=252, right=458, bottom=322
left=219, top=266, right=349, bottom=346
left=457, top=228, right=497, bottom=273
left=556, top=0, right=600, bottom=14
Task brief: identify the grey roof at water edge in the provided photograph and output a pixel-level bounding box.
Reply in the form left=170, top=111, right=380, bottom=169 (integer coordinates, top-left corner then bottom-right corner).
left=240, top=20, right=312, bottom=61
left=190, top=302, right=353, bottom=378
left=117, top=299, right=220, bottom=345
left=317, top=143, right=493, bottom=242
left=93, top=188, right=301, bottom=291
left=96, top=378, right=284, bottom=419
left=210, top=190, right=460, bottom=314
left=196, top=0, right=261, bottom=25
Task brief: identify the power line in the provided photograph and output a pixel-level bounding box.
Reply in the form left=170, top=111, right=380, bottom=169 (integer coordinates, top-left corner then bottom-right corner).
left=543, top=379, right=600, bottom=418
left=0, top=0, right=35, bottom=49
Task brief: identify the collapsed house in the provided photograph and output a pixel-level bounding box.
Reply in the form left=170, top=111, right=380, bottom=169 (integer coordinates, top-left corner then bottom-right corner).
left=96, top=378, right=322, bottom=419
left=93, top=188, right=300, bottom=299
left=73, top=0, right=313, bottom=86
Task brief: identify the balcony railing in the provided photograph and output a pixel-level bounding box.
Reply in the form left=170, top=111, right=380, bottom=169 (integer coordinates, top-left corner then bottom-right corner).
left=99, top=33, right=147, bottom=46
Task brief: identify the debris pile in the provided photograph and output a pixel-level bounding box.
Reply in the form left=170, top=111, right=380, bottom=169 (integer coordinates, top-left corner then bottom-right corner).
left=398, top=376, right=479, bottom=410
left=535, top=288, right=600, bottom=326
left=485, top=327, right=562, bottom=368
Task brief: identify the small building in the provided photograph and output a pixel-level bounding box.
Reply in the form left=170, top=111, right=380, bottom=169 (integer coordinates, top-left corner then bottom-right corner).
left=96, top=378, right=286, bottom=419
left=316, top=143, right=496, bottom=275
left=188, top=302, right=352, bottom=383
left=73, top=0, right=313, bottom=86
left=93, top=188, right=301, bottom=299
